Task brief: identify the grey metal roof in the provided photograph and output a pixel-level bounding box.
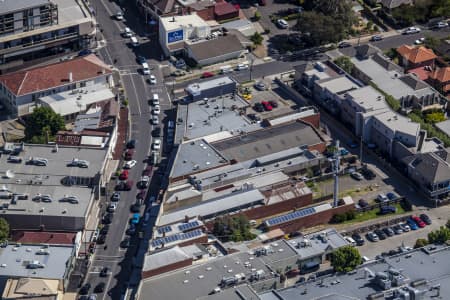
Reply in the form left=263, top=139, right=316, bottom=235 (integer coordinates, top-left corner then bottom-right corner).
left=0, top=244, right=73, bottom=279
left=409, top=151, right=450, bottom=184
left=187, top=35, right=243, bottom=62
left=211, top=121, right=323, bottom=162
left=0, top=0, right=51, bottom=14
left=143, top=246, right=190, bottom=272
left=197, top=284, right=260, bottom=300
left=186, top=76, right=235, bottom=95
left=158, top=189, right=265, bottom=226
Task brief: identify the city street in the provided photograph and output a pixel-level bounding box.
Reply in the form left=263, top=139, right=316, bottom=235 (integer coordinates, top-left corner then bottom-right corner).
left=81, top=0, right=170, bottom=298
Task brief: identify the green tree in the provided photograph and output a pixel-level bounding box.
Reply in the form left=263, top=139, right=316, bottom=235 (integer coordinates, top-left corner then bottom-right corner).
left=253, top=11, right=261, bottom=21
left=25, top=107, right=65, bottom=143
left=446, top=219, right=450, bottom=229
left=212, top=215, right=256, bottom=242
left=331, top=245, right=362, bottom=272
left=0, top=218, right=9, bottom=242
left=414, top=238, right=429, bottom=249
left=424, top=111, right=446, bottom=124
left=250, top=32, right=263, bottom=45
left=428, top=226, right=450, bottom=244
left=334, top=56, right=354, bottom=74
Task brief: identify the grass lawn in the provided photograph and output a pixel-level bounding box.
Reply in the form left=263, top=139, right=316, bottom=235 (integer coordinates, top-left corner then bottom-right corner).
left=344, top=203, right=406, bottom=224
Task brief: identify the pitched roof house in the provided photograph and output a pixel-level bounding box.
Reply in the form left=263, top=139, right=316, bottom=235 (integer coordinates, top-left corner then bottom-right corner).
left=429, top=67, right=450, bottom=96
left=397, top=45, right=437, bottom=71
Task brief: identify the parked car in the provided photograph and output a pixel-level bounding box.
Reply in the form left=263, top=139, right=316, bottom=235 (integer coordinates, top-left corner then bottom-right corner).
left=111, top=192, right=120, bottom=202
left=115, top=180, right=133, bottom=191
left=415, top=37, right=425, bottom=45
left=130, top=213, right=140, bottom=224
left=276, top=19, right=289, bottom=29
left=366, top=231, right=379, bottom=242
left=94, top=282, right=105, bottom=293
left=420, top=213, right=432, bottom=225
left=120, top=238, right=130, bottom=248
left=126, top=140, right=136, bottom=149
left=392, top=224, right=403, bottom=234
left=152, top=105, right=161, bottom=115
left=119, top=170, right=129, bottom=180
left=115, top=11, right=124, bottom=20
left=100, top=267, right=109, bottom=277
left=96, top=234, right=106, bottom=244
left=403, top=26, right=421, bottom=34
left=406, top=218, right=419, bottom=230
left=352, top=233, right=365, bottom=246
left=130, top=202, right=141, bottom=213
left=124, top=149, right=134, bottom=161
left=136, top=55, right=146, bottom=64
left=253, top=102, right=264, bottom=112
left=351, top=172, right=364, bottom=181
left=370, top=35, right=383, bottom=41
left=152, top=127, right=161, bottom=137
left=124, top=160, right=137, bottom=169
left=376, top=193, right=388, bottom=202
left=102, top=213, right=114, bottom=224
left=80, top=283, right=91, bottom=295
left=374, top=229, right=387, bottom=240
left=143, top=165, right=153, bottom=176
left=201, top=71, right=214, bottom=78
left=152, top=139, right=162, bottom=150
left=411, top=215, right=426, bottom=228
left=380, top=205, right=396, bottom=215
left=247, top=113, right=261, bottom=122
left=383, top=227, right=395, bottom=237
left=150, top=115, right=159, bottom=125
left=361, top=168, right=376, bottom=180
left=107, top=203, right=117, bottom=213
left=175, top=59, right=186, bottom=69
left=338, top=42, right=352, bottom=48
left=254, top=81, right=266, bottom=91
left=358, top=199, right=369, bottom=208
left=399, top=222, right=410, bottom=232
left=261, top=101, right=273, bottom=111
left=433, top=21, right=448, bottom=29
left=269, top=100, right=278, bottom=108
left=100, top=225, right=109, bottom=235
left=236, top=63, right=249, bottom=71
left=386, top=192, right=397, bottom=200
left=148, top=75, right=157, bottom=85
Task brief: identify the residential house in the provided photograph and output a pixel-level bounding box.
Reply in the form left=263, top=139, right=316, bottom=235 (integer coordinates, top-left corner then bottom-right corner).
left=0, top=54, right=113, bottom=117
left=397, top=45, right=437, bottom=78
left=402, top=148, right=450, bottom=200
left=428, top=67, right=450, bottom=97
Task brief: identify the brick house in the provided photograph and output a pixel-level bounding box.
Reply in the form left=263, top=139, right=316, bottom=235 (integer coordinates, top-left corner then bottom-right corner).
left=396, top=45, right=437, bottom=70
left=428, top=67, right=450, bottom=97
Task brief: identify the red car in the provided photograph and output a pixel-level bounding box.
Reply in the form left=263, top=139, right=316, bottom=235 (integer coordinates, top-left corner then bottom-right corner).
left=124, top=149, right=134, bottom=161
left=261, top=101, right=273, bottom=111
left=412, top=215, right=426, bottom=228
left=119, top=170, right=129, bottom=180
left=201, top=72, right=214, bottom=78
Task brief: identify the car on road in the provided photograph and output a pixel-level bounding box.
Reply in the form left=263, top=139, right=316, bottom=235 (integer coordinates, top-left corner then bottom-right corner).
left=148, top=74, right=157, bottom=85
left=124, top=149, right=134, bottom=161
left=415, top=37, right=425, bottom=45
left=136, top=55, right=145, bottom=64
left=141, top=62, right=150, bottom=75
left=107, top=203, right=117, bottom=213
left=370, top=35, right=383, bottom=41
left=338, top=42, right=352, bottom=48
left=115, top=11, right=124, bottom=20
left=374, top=229, right=387, bottom=240
left=254, top=81, right=266, bottom=91
left=119, top=170, right=129, bottom=180
left=123, top=27, right=133, bottom=38
left=80, top=283, right=91, bottom=295
left=120, top=237, right=131, bottom=248
left=130, top=213, right=140, bottom=224
left=403, top=26, right=420, bottom=34
left=100, top=225, right=109, bottom=235
left=261, top=101, right=273, bottom=111
left=100, top=267, right=109, bottom=277
left=406, top=218, right=419, bottom=230
left=366, top=231, right=379, bottom=242
left=399, top=222, right=410, bottom=232
left=115, top=180, right=133, bottom=191
left=433, top=21, right=448, bottom=29
left=102, top=213, right=113, bottom=224
left=236, top=63, right=249, bottom=71
left=124, top=160, right=137, bottom=169
left=96, top=234, right=106, bottom=244
left=111, top=192, right=120, bottom=202
left=383, top=227, right=395, bottom=237
left=152, top=105, right=161, bottom=115
left=352, top=233, right=365, bottom=246
left=420, top=213, right=432, bottom=225
left=94, top=282, right=105, bottom=293
left=152, top=127, right=161, bottom=137
left=411, top=215, right=426, bottom=228
left=152, top=139, right=161, bottom=150
left=201, top=71, right=214, bottom=78
left=150, top=115, right=159, bottom=125
left=126, top=139, right=136, bottom=149
left=350, top=172, right=364, bottom=181
left=392, top=224, right=403, bottom=234
left=276, top=19, right=289, bottom=29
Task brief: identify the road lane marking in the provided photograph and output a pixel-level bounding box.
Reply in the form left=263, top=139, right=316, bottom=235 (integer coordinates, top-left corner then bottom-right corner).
left=128, top=75, right=142, bottom=116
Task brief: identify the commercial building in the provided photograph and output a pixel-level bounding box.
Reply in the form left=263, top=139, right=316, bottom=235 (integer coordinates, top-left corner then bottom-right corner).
left=351, top=52, right=444, bottom=111
left=2, top=278, right=66, bottom=299
left=0, top=0, right=96, bottom=72
left=186, top=34, right=244, bottom=66
left=0, top=54, right=113, bottom=117
left=185, top=76, right=236, bottom=101
left=0, top=143, right=111, bottom=231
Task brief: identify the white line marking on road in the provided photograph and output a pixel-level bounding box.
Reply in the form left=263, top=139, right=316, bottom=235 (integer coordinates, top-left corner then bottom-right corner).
left=98, top=0, right=122, bottom=33
left=129, top=75, right=142, bottom=116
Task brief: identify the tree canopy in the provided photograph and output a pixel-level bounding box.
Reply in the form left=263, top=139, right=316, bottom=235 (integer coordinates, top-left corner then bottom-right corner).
left=428, top=226, right=450, bottom=244
left=25, top=107, right=65, bottom=143
left=331, top=245, right=362, bottom=272
left=0, top=218, right=9, bottom=243
left=334, top=56, right=354, bottom=74
left=212, top=215, right=256, bottom=242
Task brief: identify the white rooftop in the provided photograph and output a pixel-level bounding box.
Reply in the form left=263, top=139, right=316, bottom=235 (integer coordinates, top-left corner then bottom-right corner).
left=317, top=76, right=359, bottom=94
left=374, top=110, right=420, bottom=137
left=345, top=86, right=389, bottom=112
left=160, top=13, right=209, bottom=32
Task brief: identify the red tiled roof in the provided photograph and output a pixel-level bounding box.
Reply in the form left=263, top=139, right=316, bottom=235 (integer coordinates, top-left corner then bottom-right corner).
left=430, top=67, right=450, bottom=83
left=0, top=54, right=112, bottom=97
left=11, top=231, right=76, bottom=245
left=396, top=45, right=437, bottom=64
left=406, top=66, right=432, bottom=81
left=214, top=1, right=238, bottom=16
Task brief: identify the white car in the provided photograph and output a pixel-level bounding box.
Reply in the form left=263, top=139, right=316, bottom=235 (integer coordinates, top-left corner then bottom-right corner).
left=276, top=19, right=289, bottom=29
left=434, top=21, right=448, bottom=29
left=148, top=75, right=157, bottom=85
left=152, top=139, right=161, bottom=150
left=152, top=105, right=161, bottom=115
left=150, top=115, right=159, bottom=125
left=115, top=11, right=124, bottom=20
left=414, top=37, right=425, bottom=45
left=236, top=64, right=249, bottom=71
left=124, top=160, right=137, bottom=169
left=122, top=27, right=133, bottom=37
left=403, top=26, right=420, bottom=34
left=142, top=62, right=150, bottom=75
left=108, top=203, right=117, bottom=212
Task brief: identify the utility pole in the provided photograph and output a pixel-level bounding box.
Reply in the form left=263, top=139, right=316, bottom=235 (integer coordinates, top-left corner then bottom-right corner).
left=333, top=140, right=340, bottom=207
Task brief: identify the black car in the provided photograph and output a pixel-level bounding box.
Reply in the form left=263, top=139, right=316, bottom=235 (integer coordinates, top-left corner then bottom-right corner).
left=96, top=234, right=106, bottom=244
left=358, top=199, right=369, bottom=208
left=126, top=140, right=136, bottom=149
left=79, top=283, right=91, bottom=295
left=120, top=238, right=130, bottom=248
left=136, top=56, right=146, bottom=64
left=130, top=203, right=141, bottom=213
left=253, top=103, right=264, bottom=112
left=94, top=282, right=105, bottom=293
left=152, top=127, right=161, bottom=137
left=111, top=192, right=120, bottom=202
left=100, top=225, right=110, bottom=235
left=338, top=42, right=352, bottom=48
left=100, top=267, right=109, bottom=277
left=361, top=168, right=376, bottom=180
left=126, top=224, right=136, bottom=235
left=374, top=229, right=387, bottom=240
left=420, top=213, right=432, bottom=225
left=247, top=113, right=261, bottom=122
left=102, top=213, right=113, bottom=224
left=383, top=227, right=395, bottom=237
left=352, top=233, right=365, bottom=246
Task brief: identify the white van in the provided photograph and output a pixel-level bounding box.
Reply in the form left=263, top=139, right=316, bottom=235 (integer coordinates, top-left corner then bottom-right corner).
left=219, top=65, right=232, bottom=74
left=130, top=36, right=139, bottom=47
left=152, top=93, right=160, bottom=105
left=142, top=62, right=150, bottom=75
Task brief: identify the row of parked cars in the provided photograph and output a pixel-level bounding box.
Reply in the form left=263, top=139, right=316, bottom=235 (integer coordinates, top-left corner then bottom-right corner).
left=253, top=101, right=278, bottom=112
left=365, top=214, right=431, bottom=242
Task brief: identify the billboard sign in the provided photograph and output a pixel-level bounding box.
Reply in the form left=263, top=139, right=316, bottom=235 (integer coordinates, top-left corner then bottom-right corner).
left=168, top=29, right=183, bottom=43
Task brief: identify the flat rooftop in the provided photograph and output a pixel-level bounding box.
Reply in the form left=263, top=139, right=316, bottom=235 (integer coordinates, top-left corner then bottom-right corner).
left=211, top=121, right=323, bottom=162
left=54, top=0, right=87, bottom=23
left=374, top=110, right=420, bottom=137
left=345, top=86, right=389, bottom=112
left=184, top=94, right=260, bottom=140
left=160, top=13, right=209, bottom=32
left=185, top=76, right=235, bottom=95
left=317, top=76, right=359, bottom=95
left=0, top=0, right=51, bottom=14
left=0, top=244, right=73, bottom=279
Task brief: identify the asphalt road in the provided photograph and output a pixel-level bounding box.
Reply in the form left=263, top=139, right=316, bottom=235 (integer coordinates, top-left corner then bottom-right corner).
left=81, top=0, right=170, bottom=298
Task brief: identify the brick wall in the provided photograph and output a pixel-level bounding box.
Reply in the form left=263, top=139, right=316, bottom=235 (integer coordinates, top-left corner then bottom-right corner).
left=308, top=142, right=326, bottom=153
left=300, top=113, right=320, bottom=129
left=142, top=257, right=193, bottom=279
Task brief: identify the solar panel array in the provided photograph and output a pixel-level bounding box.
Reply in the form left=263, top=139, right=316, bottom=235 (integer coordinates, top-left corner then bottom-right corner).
left=265, top=207, right=316, bottom=226
left=178, top=220, right=200, bottom=232
left=157, top=225, right=173, bottom=235
left=151, top=229, right=203, bottom=248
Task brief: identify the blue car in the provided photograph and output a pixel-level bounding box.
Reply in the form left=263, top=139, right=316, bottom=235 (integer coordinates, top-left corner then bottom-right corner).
left=407, top=218, right=418, bottom=230
left=131, top=213, right=140, bottom=224
left=386, top=192, right=397, bottom=200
